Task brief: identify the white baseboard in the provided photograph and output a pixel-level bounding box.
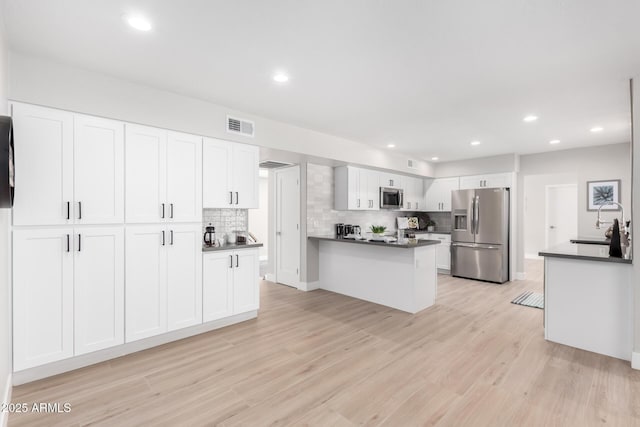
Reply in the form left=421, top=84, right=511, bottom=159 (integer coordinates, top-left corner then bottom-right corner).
left=264, top=273, right=276, bottom=282
left=632, top=352, right=640, bottom=370
left=298, top=281, right=320, bottom=292
left=1, top=373, right=11, bottom=427
left=515, top=272, right=527, bottom=281
left=12, top=311, right=257, bottom=385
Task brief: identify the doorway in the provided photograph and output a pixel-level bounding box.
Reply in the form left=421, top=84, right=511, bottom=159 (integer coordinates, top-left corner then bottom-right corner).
left=274, top=165, right=300, bottom=288
left=545, top=184, right=578, bottom=248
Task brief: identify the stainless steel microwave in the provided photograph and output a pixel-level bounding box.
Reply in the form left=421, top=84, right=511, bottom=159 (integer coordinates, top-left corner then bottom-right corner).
left=380, top=187, right=403, bottom=209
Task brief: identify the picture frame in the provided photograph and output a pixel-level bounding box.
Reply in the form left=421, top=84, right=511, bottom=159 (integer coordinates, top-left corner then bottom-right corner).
left=586, top=179, right=621, bottom=211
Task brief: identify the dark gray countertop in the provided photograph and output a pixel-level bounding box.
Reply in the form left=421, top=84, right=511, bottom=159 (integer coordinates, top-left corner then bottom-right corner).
left=570, top=236, right=611, bottom=245
left=409, top=229, right=451, bottom=235
left=308, top=235, right=441, bottom=249
left=202, top=242, right=263, bottom=252
left=539, top=242, right=632, bottom=264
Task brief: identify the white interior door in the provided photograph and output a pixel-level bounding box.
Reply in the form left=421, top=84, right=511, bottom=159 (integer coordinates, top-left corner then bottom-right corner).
left=166, top=131, right=202, bottom=222
left=125, top=124, right=167, bottom=223
left=546, top=184, right=578, bottom=248
left=167, top=224, right=203, bottom=331
left=74, top=114, right=124, bottom=224
left=125, top=225, right=167, bottom=342
left=74, top=226, right=124, bottom=355
left=12, top=103, right=73, bottom=226
left=13, top=228, right=74, bottom=371
left=275, top=166, right=300, bottom=287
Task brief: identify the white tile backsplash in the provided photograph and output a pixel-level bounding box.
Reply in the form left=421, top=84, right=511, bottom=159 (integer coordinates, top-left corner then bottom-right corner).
left=203, top=208, right=248, bottom=237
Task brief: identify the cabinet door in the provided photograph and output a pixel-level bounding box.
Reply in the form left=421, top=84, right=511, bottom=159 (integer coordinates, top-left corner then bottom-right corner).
left=203, top=138, right=233, bottom=208
left=74, top=227, right=124, bottom=355
left=436, top=243, right=451, bottom=271
left=13, top=228, right=74, bottom=370
left=74, top=115, right=124, bottom=224
left=459, top=175, right=484, bottom=190
left=364, top=169, right=380, bottom=210
left=125, top=124, right=167, bottom=223
left=484, top=173, right=512, bottom=189
left=233, top=249, right=260, bottom=314
left=12, top=103, right=73, bottom=226
left=167, top=224, right=203, bottom=331
left=423, top=179, right=439, bottom=211
left=125, top=225, right=167, bottom=342
left=166, top=132, right=202, bottom=222
left=380, top=173, right=402, bottom=189
left=439, top=177, right=460, bottom=211
left=347, top=167, right=361, bottom=209
left=413, top=178, right=425, bottom=211
left=203, top=251, right=234, bottom=322
left=232, top=143, right=259, bottom=208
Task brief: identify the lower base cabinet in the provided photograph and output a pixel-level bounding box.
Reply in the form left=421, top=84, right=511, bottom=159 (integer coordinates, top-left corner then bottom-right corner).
left=203, top=248, right=259, bottom=322
left=417, top=233, right=451, bottom=271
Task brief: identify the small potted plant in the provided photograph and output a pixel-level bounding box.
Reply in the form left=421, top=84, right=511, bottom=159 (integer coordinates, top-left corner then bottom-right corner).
left=370, top=225, right=387, bottom=236
left=426, top=220, right=436, bottom=232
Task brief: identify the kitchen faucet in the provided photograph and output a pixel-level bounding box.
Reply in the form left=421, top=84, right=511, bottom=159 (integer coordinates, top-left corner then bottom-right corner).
left=595, top=202, right=630, bottom=244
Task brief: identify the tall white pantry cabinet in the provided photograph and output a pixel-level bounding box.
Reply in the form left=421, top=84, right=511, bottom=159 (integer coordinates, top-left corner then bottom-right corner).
left=10, top=102, right=206, bottom=372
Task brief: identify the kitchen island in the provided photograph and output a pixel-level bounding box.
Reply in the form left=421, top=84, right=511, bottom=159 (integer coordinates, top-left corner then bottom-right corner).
left=539, top=242, right=632, bottom=361
left=308, top=236, right=440, bottom=314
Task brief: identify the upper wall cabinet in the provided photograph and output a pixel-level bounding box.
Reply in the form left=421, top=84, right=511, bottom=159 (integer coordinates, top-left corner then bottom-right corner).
left=334, top=166, right=380, bottom=211
left=126, top=125, right=202, bottom=223
left=202, top=138, right=259, bottom=209
left=12, top=103, right=74, bottom=226
left=459, top=173, right=512, bottom=190
left=424, top=177, right=459, bottom=212
left=403, top=176, right=425, bottom=211
left=12, top=103, right=125, bottom=226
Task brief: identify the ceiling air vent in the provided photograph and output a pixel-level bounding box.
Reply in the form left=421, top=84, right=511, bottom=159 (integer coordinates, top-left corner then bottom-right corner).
left=259, top=160, right=293, bottom=169
left=407, top=159, right=418, bottom=169
left=227, top=115, right=255, bottom=137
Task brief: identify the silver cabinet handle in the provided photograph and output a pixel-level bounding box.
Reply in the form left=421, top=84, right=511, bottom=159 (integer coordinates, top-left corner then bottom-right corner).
left=170, top=203, right=174, bottom=219
left=229, top=255, right=233, bottom=268
left=78, top=201, right=82, bottom=220
left=170, top=230, right=174, bottom=245
left=161, top=203, right=165, bottom=219
left=235, top=192, right=239, bottom=205
left=77, top=233, right=81, bottom=252
left=66, top=201, right=70, bottom=220
left=357, top=199, right=360, bottom=208
left=161, top=230, right=165, bottom=246
left=229, top=191, right=233, bottom=205
left=408, top=202, right=411, bottom=209
left=416, top=202, right=419, bottom=209
left=66, top=234, right=70, bottom=252
left=236, top=254, right=239, bottom=267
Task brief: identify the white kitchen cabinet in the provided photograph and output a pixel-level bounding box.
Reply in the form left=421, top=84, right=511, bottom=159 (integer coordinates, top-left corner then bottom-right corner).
left=203, top=251, right=234, bottom=322
left=334, top=166, right=380, bottom=210
left=424, top=177, right=459, bottom=212
left=126, top=125, right=202, bottom=223
left=125, top=225, right=167, bottom=342
left=167, top=224, right=203, bottom=331
left=403, top=177, right=425, bottom=211
left=74, top=227, right=125, bottom=355
left=166, top=131, right=203, bottom=222
left=12, top=103, right=74, bottom=226
left=126, top=223, right=202, bottom=342
left=125, top=125, right=167, bottom=224
left=13, top=229, right=74, bottom=371
left=379, top=172, right=403, bottom=189
left=203, top=248, right=260, bottom=320
left=417, top=233, right=451, bottom=271
left=74, top=115, right=125, bottom=224
left=203, top=138, right=259, bottom=209
left=459, top=173, right=512, bottom=190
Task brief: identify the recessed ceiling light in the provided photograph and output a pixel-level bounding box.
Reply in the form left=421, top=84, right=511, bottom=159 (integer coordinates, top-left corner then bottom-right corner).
left=273, top=73, right=289, bottom=83
left=470, top=140, right=481, bottom=146
left=523, top=115, right=538, bottom=122
left=125, top=15, right=152, bottom=31
left=387, top=144, right=396, bottom=148
left=590, top=126, right=604, bottom=133
left=431, top=157, right=439, bottom=161
left=549, top=139, right=561, bottom=145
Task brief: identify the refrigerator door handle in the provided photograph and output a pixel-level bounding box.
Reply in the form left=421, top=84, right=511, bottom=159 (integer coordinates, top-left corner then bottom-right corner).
left=473, top=195, right=480, bottom=235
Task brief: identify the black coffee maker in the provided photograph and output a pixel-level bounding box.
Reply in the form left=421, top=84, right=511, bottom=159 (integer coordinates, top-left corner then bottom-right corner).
left=336, top=223, right=345, bottom=239
left=203, top=224, right=216, bottom=247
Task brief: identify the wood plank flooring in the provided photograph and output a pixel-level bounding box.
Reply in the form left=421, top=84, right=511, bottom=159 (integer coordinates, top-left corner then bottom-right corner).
left=9, top=260, right=640, bottom=426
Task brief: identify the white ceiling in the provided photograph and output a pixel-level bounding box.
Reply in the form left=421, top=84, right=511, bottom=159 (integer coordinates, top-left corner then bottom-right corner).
left=4, top=0, right=640, bottom=162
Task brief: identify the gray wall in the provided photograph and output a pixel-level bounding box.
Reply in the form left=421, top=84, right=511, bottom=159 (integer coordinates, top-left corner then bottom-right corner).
left=517, top=143, right=632, bottom=273
left=0, top=0, right=12, bottom=415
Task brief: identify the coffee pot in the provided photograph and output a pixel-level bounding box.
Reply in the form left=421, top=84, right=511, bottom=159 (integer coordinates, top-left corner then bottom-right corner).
left=203, top=224, right=216, bottom=247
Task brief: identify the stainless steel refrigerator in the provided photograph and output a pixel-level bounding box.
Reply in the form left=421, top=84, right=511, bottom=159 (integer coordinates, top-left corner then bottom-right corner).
left=450, top=188, right=509, bottom=283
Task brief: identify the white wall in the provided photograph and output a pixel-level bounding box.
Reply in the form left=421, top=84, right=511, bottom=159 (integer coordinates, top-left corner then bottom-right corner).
left=434, top=153, right=519, bottom=177
left=8, top=52, right=435, bottom=178
left=631, top=78, right=640, bottom=368
left=248, top=173, right=269, bottom=261
left=0, top=0, right=12, bottom=422
left=517, top=143, right=632, bottom=273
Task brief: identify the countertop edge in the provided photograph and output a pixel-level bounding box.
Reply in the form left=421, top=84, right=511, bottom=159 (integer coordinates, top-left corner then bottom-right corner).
left=538, top=251, right=632, bottom=264
left=203, top=243, right=264, bottom=252
left=308, top=235, right=441, bottom=248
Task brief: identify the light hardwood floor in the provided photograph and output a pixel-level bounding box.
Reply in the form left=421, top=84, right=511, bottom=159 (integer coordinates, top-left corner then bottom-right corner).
left=9, top=260, right=640, bottom=426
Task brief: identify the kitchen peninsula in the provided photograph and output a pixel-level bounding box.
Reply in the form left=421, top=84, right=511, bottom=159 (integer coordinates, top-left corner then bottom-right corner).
left=308, top=236, right=440, bottom=313
left=539, top=242, right=633, bottom=361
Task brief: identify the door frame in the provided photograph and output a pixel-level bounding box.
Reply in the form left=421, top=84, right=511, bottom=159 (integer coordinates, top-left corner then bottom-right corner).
left=273, top=165, right=301, bottom=288
left=544, top=184, right=578, bottom=249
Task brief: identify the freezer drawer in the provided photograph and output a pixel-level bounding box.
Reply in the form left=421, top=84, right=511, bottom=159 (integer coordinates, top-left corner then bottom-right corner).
left=451, top=243, right=508, bottom=283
